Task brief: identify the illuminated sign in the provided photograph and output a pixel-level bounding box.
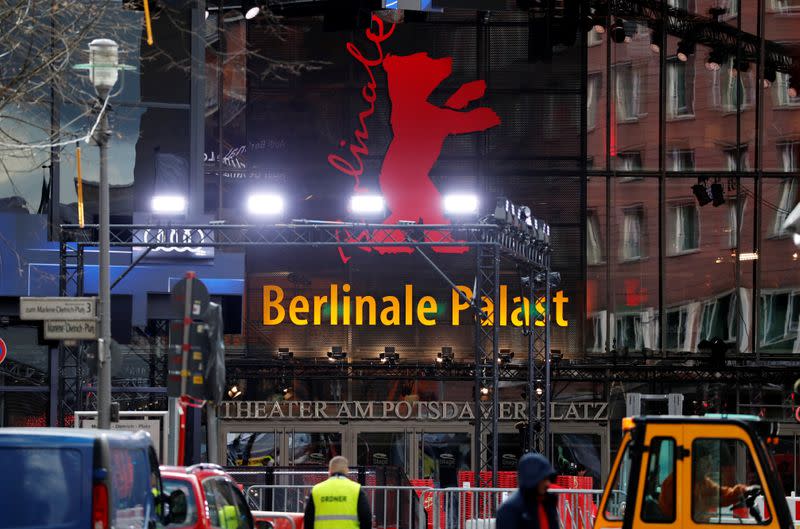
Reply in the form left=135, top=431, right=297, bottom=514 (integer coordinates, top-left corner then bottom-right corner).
left=263, top=284, right=569, bottom=327
left=220, top=400, right=608, bottom=421
left=329, top=14, right=501, bottom=261
left=132, top=214, right=214, bottom=261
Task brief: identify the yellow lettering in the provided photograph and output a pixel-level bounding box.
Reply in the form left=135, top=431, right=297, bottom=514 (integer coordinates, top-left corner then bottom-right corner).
left=263, top=286, right=285, bottom=325
left=511, top=296, right=531, bottom=327
left=342, top=283, right=351, bottom=325
left=289, top=296, right=309, bottom=325
left=404, top=284, right=413, bottom=325
left=417, top=296, right=437, bottom=326
left=313, top=296, right=328, bottom=325
left=355, top=296, right=377, bottom=325
left=500, top=285, right=507, bottom=326
left=452, top=286, right=472, bottom=325
left=380, top=296, right=401, bottom=325
left=553, top=290, right=569, bottom=327
left=481, top=296, right=494, bottom=326
left=535, top=296, right=546, bottom=327
left=330, top=284, right=338, bottom=325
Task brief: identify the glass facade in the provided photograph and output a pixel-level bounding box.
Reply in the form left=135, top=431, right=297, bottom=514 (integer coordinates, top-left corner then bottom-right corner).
left=586, top=0, right=800, bottom=355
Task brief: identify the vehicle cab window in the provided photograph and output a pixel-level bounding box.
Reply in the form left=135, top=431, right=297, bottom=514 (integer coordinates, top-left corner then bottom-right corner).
left=691, top=438, right=770, bottom=525
left=641, top=437, right=676, bottom=523
left=203, top=478, right=253, bottom=529
left=603, top=442, right=633, bottom=521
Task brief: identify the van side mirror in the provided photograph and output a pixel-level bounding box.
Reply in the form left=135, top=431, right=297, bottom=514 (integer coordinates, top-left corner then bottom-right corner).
left=162, top=489, right=188, bottom=525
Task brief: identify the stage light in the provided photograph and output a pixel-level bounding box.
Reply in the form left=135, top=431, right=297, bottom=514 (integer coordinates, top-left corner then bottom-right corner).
left=437, top=346, right=454, bottom=366
left=443, top=193, right=479, bottom=216
left=610, top=19, right=626, bottom=44
left=788, top=68, right=800, bottom=98
left=692, top=183, right=712, bottom=206
left=705, top=49, right=725, bottom=71
left=277, top=347, right=293, bottom=360
left=494, top=197, right=513, bottom=224
left=763, top=63, right=777, bottom=88
left=710, top=182, right=725, bottom=207
left=592, top=4, right=607, bottom=33
left=379, top=346, right=399, bottom=365
left=243, top=0, right=260, bottom=19
left=349, top=194, right=385, bottom=215
left=677, top=40, right=695, bottom=62
left=247, top=193, right=285, bottom=217
left=227, top=385, right=242, bottom=399
left=327, top=346, right=346, bottom=362
left=498, top=349, right=515, bottom=365
left=151, top=195, right=187, bottom=214
left=649, top=26, right=661, bottom=54
left=480, top=386, right=490, bottom=396
left=732, top=59, right=750, bottom=76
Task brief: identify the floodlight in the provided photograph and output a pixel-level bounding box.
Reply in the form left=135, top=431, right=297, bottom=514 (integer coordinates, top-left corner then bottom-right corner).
left=443, top=194, right=479, bottom=216
left=247, top=193, right=285, bottom=216
left=677, top=40, right=695, bottom=62
left=350, top=195, right=385, bottom=215
left=244, top=0, right=260, bottom=19
left=151, top=195, right=187, bottom=214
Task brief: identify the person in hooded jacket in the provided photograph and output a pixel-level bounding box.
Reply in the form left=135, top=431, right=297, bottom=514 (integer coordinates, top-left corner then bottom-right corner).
left=496, top=453, right=560, bottom=529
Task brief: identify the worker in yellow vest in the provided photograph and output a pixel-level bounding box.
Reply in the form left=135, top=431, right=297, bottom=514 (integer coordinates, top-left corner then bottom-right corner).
left=303, top=456, right=372, bottom=529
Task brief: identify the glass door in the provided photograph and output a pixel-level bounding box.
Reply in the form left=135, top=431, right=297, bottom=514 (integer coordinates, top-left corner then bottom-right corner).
left=418, top=431, right=472, bottom=487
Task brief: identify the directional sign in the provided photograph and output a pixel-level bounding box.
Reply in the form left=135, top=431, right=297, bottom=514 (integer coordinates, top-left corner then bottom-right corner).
left=44, top=320, right=98, bottom=340
left=20, top=297, right=96, bottom=321
left=0, top=338, right=6, bottom=365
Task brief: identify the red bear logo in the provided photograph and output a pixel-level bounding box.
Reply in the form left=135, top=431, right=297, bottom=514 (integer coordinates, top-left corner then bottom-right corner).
left=374, top=52, right=501, bottom=254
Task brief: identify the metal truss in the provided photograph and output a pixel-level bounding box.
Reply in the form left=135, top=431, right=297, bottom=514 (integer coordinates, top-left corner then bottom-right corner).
left=598, top=0, right=796, bottom=72
left=0, top=359, right=48, bottom=386
left=59, top=221, right=553, bottom=477
left=58, top=238, right=87, bottom=424
left=226, top=357, right=800, bottom=385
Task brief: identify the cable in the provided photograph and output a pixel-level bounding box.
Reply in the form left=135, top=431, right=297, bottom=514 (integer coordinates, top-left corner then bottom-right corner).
left=0, top=94, right=110, bottom=150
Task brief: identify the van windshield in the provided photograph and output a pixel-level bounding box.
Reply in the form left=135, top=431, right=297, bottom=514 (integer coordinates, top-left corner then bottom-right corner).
left=0, top=447, right=84, bottom=529
left=162, top=479, right=199, bottom=528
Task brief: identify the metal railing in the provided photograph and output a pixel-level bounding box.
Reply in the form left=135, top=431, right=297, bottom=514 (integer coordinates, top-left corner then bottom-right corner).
left=246, top=484, right=601, bottom=529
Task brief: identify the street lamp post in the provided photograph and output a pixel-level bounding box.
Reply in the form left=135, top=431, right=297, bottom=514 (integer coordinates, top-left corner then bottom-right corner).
left=88, top=38, right=119, bottom=430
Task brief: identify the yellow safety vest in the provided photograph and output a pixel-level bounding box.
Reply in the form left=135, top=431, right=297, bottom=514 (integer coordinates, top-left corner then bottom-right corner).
left=311, top=476, right=361, bottom=529
left=218, top=504, right=239, bottom=529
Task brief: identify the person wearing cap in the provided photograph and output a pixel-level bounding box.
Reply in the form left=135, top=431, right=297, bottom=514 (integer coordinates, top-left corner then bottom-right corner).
left=303, top=456, right=372, bottom=529
left=496, top=453, right=560, bottom=529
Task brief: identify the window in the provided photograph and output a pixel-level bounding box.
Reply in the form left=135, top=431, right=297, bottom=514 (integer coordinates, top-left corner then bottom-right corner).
left=603, top=443, right=633, bottom=520
left=669, top=204, right=700, bottom=254
left=774, top=73, right=800, bottom=107
left=667, top=59, right=694, bottom=118
left=615, top=63, right=641, bottom=121
left=725, top=200, right=743, bottom=248
left=204, top=478, right=252, bottom=529
left=691, top=438, right=770, bottom=524
left=665, top=307, right=689, bottom=350
left=772, top=177, right=798, bottom=236
left=641, top=438, right=676, bottom=523
left=668, top=0, right=694, bottom=10
left=622, top=207, right=645, bottom=260
left=699, top=292, right=738, bottom=344
left=779, top=143, right=800, bottom=172
left=587, top=211, right=604, bottom=265
left=589, top=312, right=607, bottom=352
left=717, top=60, right=750, bottom=111
left=770, top=0, right=800, bottom=12
left=724, top=146, right=749, bottom=172
left=616, top=313, right=644, bottom=351
left=163, top=479, right=199, bottom=528
left=617, top=151, right=643, bottom=172
left=760, top=291, right=800, bottom=346
left=588, top=73, right=602, bottom=129
left=668, top=149, right=695, bottom=171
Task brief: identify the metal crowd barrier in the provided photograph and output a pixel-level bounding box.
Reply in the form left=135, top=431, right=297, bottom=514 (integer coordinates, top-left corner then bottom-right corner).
left=246, top=484, right=601, bottom=529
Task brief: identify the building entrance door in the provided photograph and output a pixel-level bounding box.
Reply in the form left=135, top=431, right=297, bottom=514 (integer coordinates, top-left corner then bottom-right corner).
left=222, top=424, right=344, bottom=468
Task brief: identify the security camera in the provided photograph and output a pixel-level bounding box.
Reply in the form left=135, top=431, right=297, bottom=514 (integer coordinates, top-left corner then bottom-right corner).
left=782, top=202, right=800, bottom=247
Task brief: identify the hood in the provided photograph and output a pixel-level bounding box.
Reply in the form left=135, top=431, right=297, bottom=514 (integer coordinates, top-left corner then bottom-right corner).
left=518, top=453, right=557, bottom=489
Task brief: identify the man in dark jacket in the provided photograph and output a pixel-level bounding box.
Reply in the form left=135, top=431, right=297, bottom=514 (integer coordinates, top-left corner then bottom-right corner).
left=496, top=453, right=560, bottom=529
